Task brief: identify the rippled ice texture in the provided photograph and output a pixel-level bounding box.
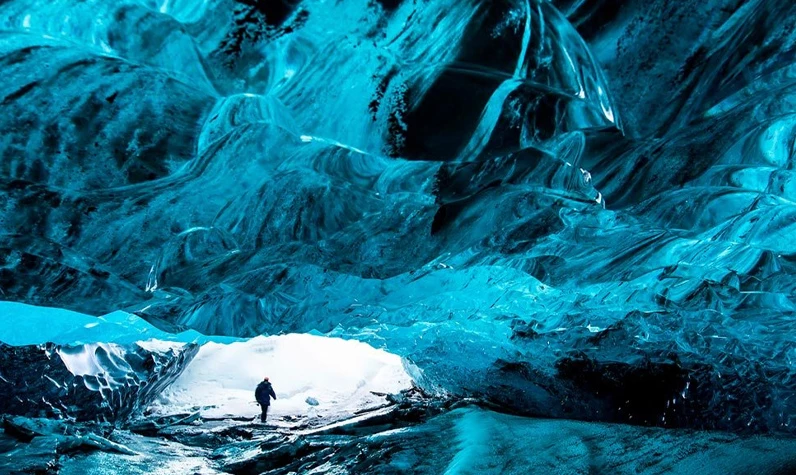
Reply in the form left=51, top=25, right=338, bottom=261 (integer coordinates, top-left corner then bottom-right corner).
left=0, top=0, right=794, bottom=434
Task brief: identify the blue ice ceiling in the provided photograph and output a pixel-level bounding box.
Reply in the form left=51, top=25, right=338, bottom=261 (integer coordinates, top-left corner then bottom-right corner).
left=0, top=0, right=794, bottom=434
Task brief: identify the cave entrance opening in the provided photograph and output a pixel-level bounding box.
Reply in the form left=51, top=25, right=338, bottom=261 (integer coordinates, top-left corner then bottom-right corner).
left=148, top=333, right=412, bottom=425
left=0, top=301, right=413, bottom=426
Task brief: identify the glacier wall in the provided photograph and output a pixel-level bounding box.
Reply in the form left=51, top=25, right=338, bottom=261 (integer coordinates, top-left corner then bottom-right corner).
left=0, top=339, right=198, bottom=423
left=0, top=0, right=794, bottom=433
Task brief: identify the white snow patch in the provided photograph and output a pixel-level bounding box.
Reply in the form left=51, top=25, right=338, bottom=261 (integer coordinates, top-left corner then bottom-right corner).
left=136, top=339, right=187, bottom=352
left=150, top=334, right=411, bottom=422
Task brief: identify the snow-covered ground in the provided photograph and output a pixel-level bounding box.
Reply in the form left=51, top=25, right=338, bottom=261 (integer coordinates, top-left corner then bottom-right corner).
left=149, top=334, right=412, bottom=422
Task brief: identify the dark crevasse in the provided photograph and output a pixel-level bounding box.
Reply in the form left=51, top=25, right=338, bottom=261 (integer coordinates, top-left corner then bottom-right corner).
left=0, top=0, right=794, bottom=444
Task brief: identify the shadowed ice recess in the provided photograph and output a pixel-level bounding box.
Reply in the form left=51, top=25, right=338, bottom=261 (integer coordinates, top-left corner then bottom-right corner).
left=0, top=0, right=795, bottom=463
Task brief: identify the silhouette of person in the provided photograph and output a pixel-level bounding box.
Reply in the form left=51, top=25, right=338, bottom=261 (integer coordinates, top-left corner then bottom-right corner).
left=255, top=376, right=277, bottom=422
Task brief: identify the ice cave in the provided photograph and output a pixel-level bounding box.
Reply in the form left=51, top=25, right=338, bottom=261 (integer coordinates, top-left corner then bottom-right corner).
left=0, top=0, right=795, bottom=473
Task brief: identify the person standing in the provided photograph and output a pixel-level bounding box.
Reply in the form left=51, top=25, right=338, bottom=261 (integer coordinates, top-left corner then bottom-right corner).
left=255, top=376, right=277, bottom=422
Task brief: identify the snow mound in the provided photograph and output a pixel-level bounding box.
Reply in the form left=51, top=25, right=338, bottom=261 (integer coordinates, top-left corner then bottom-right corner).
left=150, top=334, right=411, bottom=421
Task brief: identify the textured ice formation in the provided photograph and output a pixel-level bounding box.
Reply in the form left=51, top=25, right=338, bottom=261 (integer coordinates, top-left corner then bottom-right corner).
left=219, top=408, right=796, bottom=474
left=0, top=339, right=197, bottom=423
left=0, top=0, right=794, bottom=436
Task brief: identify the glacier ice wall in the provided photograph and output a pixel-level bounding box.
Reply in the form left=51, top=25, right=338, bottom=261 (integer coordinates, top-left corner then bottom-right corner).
left=0, top=0, right=794, bottom=433
left=0, top=339, right=197, bottom=423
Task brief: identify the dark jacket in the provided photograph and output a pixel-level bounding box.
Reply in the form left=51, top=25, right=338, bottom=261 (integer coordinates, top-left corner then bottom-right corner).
left=255, top=381, right=277, bottom=406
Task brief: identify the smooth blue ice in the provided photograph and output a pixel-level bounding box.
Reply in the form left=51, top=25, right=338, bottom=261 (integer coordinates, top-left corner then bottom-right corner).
left=0, top=0, right=794, bottom=436
left=0, top=301, right=240, bottom=346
